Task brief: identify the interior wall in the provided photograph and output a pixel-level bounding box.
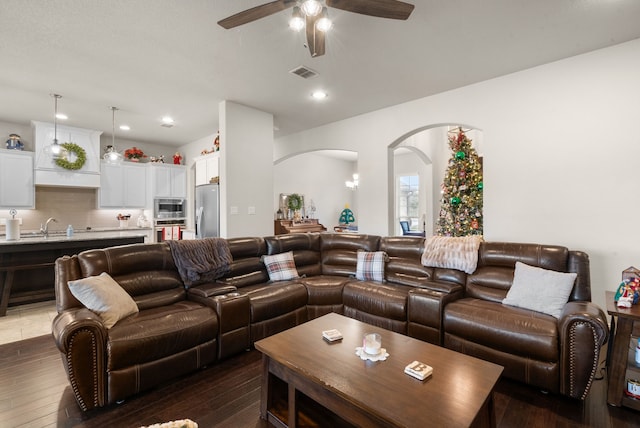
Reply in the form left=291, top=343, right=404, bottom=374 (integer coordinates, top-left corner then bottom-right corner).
left=220, top=101, right=274, bottom=238
left=274, top=38, right=640, bottom=313
left=274, top=152, right=356, bottom=230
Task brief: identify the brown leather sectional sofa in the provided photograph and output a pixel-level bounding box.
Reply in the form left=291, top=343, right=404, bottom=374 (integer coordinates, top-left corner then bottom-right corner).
left=52, top=233, right=608, bottom=411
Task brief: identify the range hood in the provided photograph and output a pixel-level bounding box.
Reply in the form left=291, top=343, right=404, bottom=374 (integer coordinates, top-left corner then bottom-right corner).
left=32, top=121, right=102, bottom=188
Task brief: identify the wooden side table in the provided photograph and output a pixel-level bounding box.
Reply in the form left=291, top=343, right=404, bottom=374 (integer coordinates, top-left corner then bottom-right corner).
left=606, top=290, right=640, bottom=409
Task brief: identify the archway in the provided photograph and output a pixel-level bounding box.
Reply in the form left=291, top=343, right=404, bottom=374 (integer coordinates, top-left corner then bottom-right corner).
left=274, top=149, right=358, bottom=231
left=387, top=124, right=483, bottom=236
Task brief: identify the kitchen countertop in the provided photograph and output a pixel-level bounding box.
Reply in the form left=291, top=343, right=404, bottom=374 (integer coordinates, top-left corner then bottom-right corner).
left=0, top=227, right=151, bottom=245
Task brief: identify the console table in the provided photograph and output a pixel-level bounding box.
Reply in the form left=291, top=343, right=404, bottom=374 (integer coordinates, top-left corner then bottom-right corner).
left=274, top=219, right=326, bottom=235
left=606, top=290, right=640, bottom=409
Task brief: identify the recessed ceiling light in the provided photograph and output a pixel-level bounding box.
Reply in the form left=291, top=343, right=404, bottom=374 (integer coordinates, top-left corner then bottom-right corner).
left=119, top=125, right=130, bottom=131
left=56, top=113, right=68, bottom=120
left=311, top=90, right=328, bottom=100
left=162, top=116, right=174, bottom=124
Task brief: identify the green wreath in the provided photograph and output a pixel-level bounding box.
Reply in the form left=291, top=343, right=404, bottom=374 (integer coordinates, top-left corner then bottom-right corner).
left=287, top=193, right=303, bottom=211
left=55, top=142, right=86, bottom=170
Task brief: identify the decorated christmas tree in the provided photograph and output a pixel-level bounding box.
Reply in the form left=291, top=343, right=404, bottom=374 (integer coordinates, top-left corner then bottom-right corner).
left=436, top=128, right=483, bottom=236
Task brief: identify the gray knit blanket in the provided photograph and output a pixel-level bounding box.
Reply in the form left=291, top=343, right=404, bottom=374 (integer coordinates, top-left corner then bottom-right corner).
left=166, top=238, right=232, bottom=287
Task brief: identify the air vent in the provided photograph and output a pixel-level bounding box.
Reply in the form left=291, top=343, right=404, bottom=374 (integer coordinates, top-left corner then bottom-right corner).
left=161, top=123, right=174, bottom=128
left=290, top=66, right=318, bottom=79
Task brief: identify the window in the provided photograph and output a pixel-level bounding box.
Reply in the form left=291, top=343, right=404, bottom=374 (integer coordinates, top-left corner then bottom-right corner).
left=398, top=175, right=420, bottom=230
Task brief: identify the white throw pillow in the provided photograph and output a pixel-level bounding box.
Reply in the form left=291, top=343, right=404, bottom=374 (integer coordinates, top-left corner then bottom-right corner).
left=356, top=251, right=388, bottom=282
left=68, top=272, right=139, bottom=328
left=262, top=251, right=300, bottom=282
left=502, top=262, right=577, bottom=318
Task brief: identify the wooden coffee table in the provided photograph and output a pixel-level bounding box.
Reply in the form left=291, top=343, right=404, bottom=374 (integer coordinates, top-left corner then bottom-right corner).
left=254, top=312, right=503, bottom=428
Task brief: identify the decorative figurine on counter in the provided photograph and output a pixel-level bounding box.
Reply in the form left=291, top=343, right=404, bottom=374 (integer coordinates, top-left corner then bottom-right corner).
left=339, top=204, right=355, bottom=225
left=149, top=155, right=165, bottom=163
left=173, top=152, right=182, bottom=165
left=5, top=133, right=24, bottom=150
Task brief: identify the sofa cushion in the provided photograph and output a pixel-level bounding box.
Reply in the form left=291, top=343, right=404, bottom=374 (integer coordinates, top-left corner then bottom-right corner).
left=343, top=281, right=412, bottom=321
left=298, top=275, right=349, bottom=305
left=107, top=300, right=217, bottom=370
left=262, top=251, right=300, bottom=281
left=356, top=251, right=387, bottom=282
left=68, top=272, right=139, bottom=329
left=421, top=235, right=483, bottom=274
left=444, top=298, right=559, bottom=362
left=502, top=262, right=576, bottom=318
left=243, top=282, right=308, bottom=322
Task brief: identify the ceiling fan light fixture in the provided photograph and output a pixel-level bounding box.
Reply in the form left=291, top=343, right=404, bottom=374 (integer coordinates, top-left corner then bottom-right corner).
left=315, top=7, right=332, bottom=32
left=289, top=6, right=305, bottom=31
left=300, top=0, right=322, bottom=17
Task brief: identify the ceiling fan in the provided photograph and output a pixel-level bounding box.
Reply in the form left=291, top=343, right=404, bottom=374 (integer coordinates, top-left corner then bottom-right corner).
left=218, top=0, right=415, bottom=58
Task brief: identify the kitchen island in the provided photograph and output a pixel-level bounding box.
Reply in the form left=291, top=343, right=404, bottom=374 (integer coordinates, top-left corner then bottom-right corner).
left=0, top=231, right=148, bottom=316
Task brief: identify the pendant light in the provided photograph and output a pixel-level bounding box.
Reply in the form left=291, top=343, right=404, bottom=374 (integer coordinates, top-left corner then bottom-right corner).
left=103, top=106, right=124, bottom=164
left=44, top=94, right=68, bottom=159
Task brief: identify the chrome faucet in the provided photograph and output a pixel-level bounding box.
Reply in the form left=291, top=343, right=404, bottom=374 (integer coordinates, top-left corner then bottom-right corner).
left=40, top=217, right=58, bottom=237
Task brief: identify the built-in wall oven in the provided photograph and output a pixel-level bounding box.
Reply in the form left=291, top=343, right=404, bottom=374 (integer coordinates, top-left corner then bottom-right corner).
left=154, top=198, right=185, bottom=219
left=153, top=198, right=186, bottom=242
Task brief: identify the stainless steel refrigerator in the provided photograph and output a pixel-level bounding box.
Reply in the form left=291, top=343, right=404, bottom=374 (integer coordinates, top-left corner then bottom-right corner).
left=195, top=183, right=219, bottom=238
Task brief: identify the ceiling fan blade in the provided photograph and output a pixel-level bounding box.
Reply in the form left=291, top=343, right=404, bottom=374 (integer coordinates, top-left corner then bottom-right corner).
left=305, top=15, right=326, bottom=57
left=326, top=0, right=414, bottom=20
left=218, top=0, right=297, bottom=29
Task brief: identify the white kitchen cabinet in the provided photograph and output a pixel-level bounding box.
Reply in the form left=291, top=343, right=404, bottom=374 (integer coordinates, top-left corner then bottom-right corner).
left=194, top=152, right=220, bottom=186
left=149, top=163, right=187, bottom=199
left=0, top=149, right=34, bottom=208
left=99, top=161, right=148, bottom=208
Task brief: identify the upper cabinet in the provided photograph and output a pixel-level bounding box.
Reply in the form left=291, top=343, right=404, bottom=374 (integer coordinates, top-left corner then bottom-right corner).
left=0, top=149, right=34, bottom=208
left=194, top=152, right=220, bottom=186
left=149, top=163, right=187, bottom=199
left=31, top=121, right=102, bottom=188
left=99, top=161, right=148, bottom=208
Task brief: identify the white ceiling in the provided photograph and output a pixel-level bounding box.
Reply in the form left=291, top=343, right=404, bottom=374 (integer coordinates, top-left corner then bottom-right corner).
left=1, top=0, right=639, bottom=147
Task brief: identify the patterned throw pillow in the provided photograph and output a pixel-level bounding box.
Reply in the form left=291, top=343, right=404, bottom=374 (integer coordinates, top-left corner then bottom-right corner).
left=356, top=251, right=388, bottom=282
left=262, top=251, right=300, bottom=282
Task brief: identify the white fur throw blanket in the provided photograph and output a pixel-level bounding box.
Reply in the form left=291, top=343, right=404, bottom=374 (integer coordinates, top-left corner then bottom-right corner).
left=167, top=238, right=232, bottom=287
left=421, top=235, right=483, bottom=274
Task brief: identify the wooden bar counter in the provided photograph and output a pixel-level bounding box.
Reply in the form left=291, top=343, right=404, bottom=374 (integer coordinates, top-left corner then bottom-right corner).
left=0, top=232, right=146, bottom=316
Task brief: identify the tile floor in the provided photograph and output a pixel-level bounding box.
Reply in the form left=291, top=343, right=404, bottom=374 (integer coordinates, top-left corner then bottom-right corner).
left=0, top=300, right=57, bottom=345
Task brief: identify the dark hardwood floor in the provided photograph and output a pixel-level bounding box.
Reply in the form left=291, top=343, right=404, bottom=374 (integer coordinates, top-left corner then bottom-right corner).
left=1, top=334, right=639, bottom=428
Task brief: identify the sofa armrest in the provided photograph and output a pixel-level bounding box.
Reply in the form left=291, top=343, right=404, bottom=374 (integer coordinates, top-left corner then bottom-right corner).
left=558, top=301, right=609, bottom=399
left=51, top=308, right=108, bottom=411
left=408, top=283, right=464, bottom=345
left=188, top=283, right=238, bottom=299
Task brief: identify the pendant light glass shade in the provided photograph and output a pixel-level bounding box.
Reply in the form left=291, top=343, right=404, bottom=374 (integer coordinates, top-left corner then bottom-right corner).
left=103, top=106, right=124, bottom=164
left=45, top=94, right=68, bottom=160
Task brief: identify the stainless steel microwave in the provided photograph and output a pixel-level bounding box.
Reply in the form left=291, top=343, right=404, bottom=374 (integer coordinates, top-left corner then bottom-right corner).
left=154, top=198, right=185, bottom=219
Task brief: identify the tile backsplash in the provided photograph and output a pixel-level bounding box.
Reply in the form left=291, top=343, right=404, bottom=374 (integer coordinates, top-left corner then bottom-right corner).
left=5, top=187, right=149, bottom=233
